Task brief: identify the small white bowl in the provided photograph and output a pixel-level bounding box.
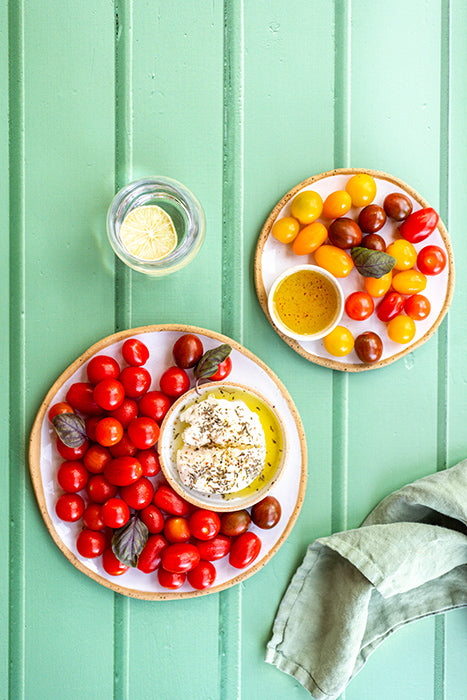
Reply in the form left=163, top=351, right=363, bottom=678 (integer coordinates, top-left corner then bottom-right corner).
left=267, top=264, right=344, bottom=341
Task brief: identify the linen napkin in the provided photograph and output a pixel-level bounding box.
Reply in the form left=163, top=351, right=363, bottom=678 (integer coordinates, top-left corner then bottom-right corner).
left=265, top=459, right=467, bottom=699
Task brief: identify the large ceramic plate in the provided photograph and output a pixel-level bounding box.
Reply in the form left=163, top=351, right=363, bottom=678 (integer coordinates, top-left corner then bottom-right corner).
left=255, top=168, right=455, bottom=371
left=29, top=325, right=307, bottom=600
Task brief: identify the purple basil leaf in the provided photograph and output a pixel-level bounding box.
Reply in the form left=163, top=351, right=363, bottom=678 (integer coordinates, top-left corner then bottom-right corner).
left=112, top=516, right=148, bottom=568
left=52, top=412, right=87, bottom=448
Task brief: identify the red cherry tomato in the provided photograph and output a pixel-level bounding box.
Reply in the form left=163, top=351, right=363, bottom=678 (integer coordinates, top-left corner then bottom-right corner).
left=65, top=382, right=104, bottom=416
left=209, top=356, right=232, bottom=381
left=93, top=378, right=125, bottom=411
left=135, top=448, right=160, bottom=477
left=83, top=503, right=106, bottom=531
left=101, top=497, right=130, bottom=528
left=95, top=417, right=124, bottom=447
left=85, top=416, right=101, bottom=441
left=140, top=505, right=165, bottom=534
left=173, top=334, right=204, bottom=369
left=344, top=292, right=374, bottom=321
left=86, top=355, right=120, bottom=384
left=161, top=543, right=201, bottom=573
left=86, top=474, right=118, bottom=504
left=229, top=532, right=261, bottom=569
left=76, top=529, right=106, bottom=558
left=57, top=460, right=88, bottom=493
left=55, top=493, right=85, bottom=522
left=157, top=568, right=186, bottom=589
left=376, top=292, right=406, bottom=322
left=119, top=366, right=151, bottom=399
left=153, top=484, right=190, bottom=516
left=56, top=436, right=89, bottom=461
left=137, top=534, right=169, bottom=573
left=107, top=397, right=138, bottom=428
left=416, top=245, right=447, bottom=275
left=102, top=548, right=129, bottom=576
left=400, top=207, right=439, bottom=243
left=127, top=416, right=160, bottom=450
left=104, top=456, right=143, bottom=487
left=159, top=367, right=190, bottom=398
left=404, top=294, right=431, bottom=320
left=194, top=534, right=231, bottom=561
left=164, top=516, right=192, bottom=544
left=122, top=338, right=149, bottom=366
left=220, top=510, right=251, bottom=537
left=138, top=391, right=171, bottom=423
left=189, top=510, right=221, bottom=540
left=120, top=476, right=154, bottom=510
left=83, top=444, right=111, bottom=474
left=187, top=561, right=216, bottom=590
left=109, top=432, right=137, bottom=458
left=48, top=401, right=74, bottom=423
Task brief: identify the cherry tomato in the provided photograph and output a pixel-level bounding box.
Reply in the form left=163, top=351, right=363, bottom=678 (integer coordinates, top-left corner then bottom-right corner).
left=157, top=568, right=186, bottom=589
left=328, top=218, right=362, bottom=249
left=400, top=207, right=439, bottom=243
left=161, top=543, right=201, bottom=574
left=195, top=535, right=231, bottom=560
left=187, top=561, right=216, bottom=590
left=55, top=493, right=85, bottom=522
left=323, top=326, right=354, bottom=357
left=385, top=239, right=416, bottom=271
left=120, top=476, right=154, bottom=510
left=76, top=529, right=106, bottom=558
left=140, top=505, right=165, bottom=534
left=392, top=270, right=427, bottom=295
left=138, top=391, right=171, bottom=423
left=358, top=205, right=386, bottom=233
left=137, top=534, right=169, bottom=573
left=361, top=234, right=386, bottom=252
left=85, top=416, right=101, bottom=441
left=417, top=245, right=447, bottom=275
left=83, top=503, right=106, bottom=531
left=364, top=271, right=392, bottom=298
left=271, top=216, right=300, bottom=244
left=173, top=334, right=204, bottom=370
left=387, top=315, right=416, bottom=344
left=189, top=510, right=221, bottom=540
left=83, top=444, right=111, bottom=473
left=95, top=417, right=124, bottom=447
left=136, top=448, right=160, bottom=477
left=376, top=292, right=405, bottom=322
left=404, top=294, right=431, bottom=320
left=354, top=332, right=383, bottom=363
left=383, top=192, right=413, bottom=221
left=322, top=190, right=352, bottom=219
left=104, top=456, right=143, bottom=487
left=164, top=516, right=192, bottom=543
left=153, top=485, right=190, bottom=516
left=109, top=432, right=137, bottom=458
left=290, top=190, right=323, bottom=225
left=107, top=397, right=139, bottom=428
left=229, top=532, right=261, bottom=569
left=209, top=356, right=232, bottom=381
left=344, top=292, right=374, bottom=321
left=345, top=174, right=376, bottom=207
left=122, top=338, right=149, bottom=366
left=87, top=355, right=120, bottom=385
left=314, top=245, right=354, bottom=278
left=159, top=366, right=190, bottom=398
left=56, top=436, right=89, bottom=461
left=251, top=496, right=281, bottom=529
left=48, top=401, right=74, bottom=423
left=292, top=222, right=328, bottom=256
left=57, top=460, right=88, bottom=493
left=127, top=416, right=160, bottom=450
left=220, top=510, right=251, bottom=537
left=119, top=366, right=151, bottom=398
left=102, top=548, right=129, bottom=576
left=101, top=497, right=130, bottom=529
left=93, top=378, right=125, bottom=411
left=86, top=474, right=118, bottom=504
left=66, top=382, right=103, bottom=416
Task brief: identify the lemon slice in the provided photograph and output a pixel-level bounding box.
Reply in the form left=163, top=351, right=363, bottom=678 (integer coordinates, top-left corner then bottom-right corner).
left=119, top=205, right=177, bottom=261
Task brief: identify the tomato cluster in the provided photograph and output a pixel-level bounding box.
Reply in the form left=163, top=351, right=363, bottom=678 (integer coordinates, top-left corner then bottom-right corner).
left=272, top=174, right=447, bottom=363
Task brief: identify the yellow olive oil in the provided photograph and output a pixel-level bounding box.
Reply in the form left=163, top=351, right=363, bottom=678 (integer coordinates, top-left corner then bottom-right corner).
left=273, top=269, right=338, bottom=335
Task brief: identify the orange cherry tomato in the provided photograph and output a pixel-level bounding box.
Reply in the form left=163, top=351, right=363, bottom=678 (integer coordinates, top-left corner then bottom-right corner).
left=345, top=174, right=376, bottom=207
left=292, top=222, right=328, bottom=256
left=290, top=190, right=323, bottom=225
left=387, top=315, right=416, bottom=344
left=323, top=326, right=355, bottom=357
left=314, top=245, right=354, bottom=278
left=386, top=239, right=417, bottom=271
left=322, top=190, right=352, bottom=219
left=392, top=270, right=427, bottom=295
left=364, top=271, right=392, bottom=298
left=272, top=216, right=300, bottom=244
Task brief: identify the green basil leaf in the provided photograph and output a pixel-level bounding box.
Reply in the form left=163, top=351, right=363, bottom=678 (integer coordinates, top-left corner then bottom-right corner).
left=112, top=516, right=148, bottom=568
left=351, top=246, right=396, bottom=278
left=194, top=344, right=232, bottom=383
left=52, top=413, right=87, bottom=448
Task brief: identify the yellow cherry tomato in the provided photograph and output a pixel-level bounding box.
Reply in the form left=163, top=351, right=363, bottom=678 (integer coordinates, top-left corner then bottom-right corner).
left=387, top=315, right=416, bottom=344
left=345, top=174, right=377, bottom=207
left=314, top=245, right=354, bottom=278
left=364, top=271, right=392, bottom=298
left=292, top=222, right=328, bottom=256
left=272, top=216, right=300, bottom=244
left=392, top=270, right=427, bottom=295
left=323, top=326, right=355, bottom=357
left=386, top=239, right=417, bottom=271
left=290, top=190, right=323, bottom=225
left=322, top=190, right=352, bottom=219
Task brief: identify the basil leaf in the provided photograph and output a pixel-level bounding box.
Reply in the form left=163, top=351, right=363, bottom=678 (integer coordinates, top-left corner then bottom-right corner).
left=194, top=344, right=232, bottom=383
left=351, top=246, right=396, bottom=278
left=112, top=516, right=148, bottom=568
left=52, top=413, right=87, bottom=448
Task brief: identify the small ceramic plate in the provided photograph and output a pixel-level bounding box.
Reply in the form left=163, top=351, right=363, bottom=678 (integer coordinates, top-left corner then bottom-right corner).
left=255, top=168, right=455, bottom=371
left=29, top=325, right=307, bottom=600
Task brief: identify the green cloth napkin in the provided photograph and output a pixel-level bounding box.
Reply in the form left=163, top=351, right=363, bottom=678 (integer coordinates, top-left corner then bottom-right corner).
left=265, top=459, right=467, bottom=699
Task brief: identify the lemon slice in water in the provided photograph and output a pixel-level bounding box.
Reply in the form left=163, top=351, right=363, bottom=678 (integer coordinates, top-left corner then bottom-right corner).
left=119, top=205, right=178, bottom=261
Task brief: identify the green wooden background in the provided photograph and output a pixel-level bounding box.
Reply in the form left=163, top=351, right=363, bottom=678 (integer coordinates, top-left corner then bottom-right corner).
left=2, top=1, right=466, bottom=698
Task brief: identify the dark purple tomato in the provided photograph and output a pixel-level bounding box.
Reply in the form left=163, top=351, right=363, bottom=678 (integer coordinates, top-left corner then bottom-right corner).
left=251, top=496, right=281, bottom=529
left=328, top=218, right=362, bottom=249
left=358, top=205, right=386, bottom=233
left=360, top=234, right=386, bottom=252
left=173, top=334, right=204, bottom=369
left=383, top=192, right=413, bottom=221
left=354, top=332, right=383, bottom=364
